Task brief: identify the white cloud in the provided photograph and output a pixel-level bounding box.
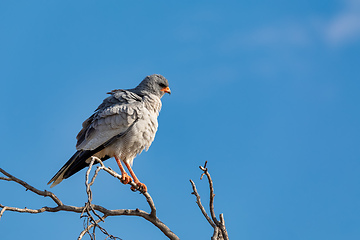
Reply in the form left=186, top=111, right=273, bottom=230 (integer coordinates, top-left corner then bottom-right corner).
left=222, top=0, right=360, bottom=50
left=325, top=0, right=360, bottom=45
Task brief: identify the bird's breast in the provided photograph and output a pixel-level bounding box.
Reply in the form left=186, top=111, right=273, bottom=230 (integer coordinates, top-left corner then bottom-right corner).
left=102, top=109, right=158, bottom=165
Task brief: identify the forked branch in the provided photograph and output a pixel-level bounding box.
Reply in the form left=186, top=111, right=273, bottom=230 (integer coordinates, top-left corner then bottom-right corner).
left=1, top=160, right=230, bottom=239
left=190, top=161, right=229, bottom=240
left=0, top=157, right=179, bottom=240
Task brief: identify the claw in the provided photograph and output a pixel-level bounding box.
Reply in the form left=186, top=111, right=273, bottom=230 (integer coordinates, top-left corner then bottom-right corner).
left=120, top=172, right=132, bottom=184
left=130, top=182, right=147, bottom=192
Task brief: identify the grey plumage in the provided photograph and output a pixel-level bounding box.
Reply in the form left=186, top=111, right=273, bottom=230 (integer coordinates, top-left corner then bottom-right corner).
left=48, top=74, right=170, bottom=188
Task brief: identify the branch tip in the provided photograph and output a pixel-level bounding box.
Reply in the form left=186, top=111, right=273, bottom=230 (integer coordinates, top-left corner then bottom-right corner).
left=191, top=161, right=229, bottom=240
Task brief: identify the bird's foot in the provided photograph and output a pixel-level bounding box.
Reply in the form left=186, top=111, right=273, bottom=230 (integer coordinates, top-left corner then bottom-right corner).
left=131, top=181, right=147, bottom=192
left=120, top=172, right=132, bottom=184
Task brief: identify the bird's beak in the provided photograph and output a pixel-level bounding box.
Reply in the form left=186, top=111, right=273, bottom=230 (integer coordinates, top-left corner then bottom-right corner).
left=161, top=87, right=171, bottom=95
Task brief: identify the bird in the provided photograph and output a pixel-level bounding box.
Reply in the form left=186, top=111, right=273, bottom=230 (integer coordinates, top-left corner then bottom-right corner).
left=48, top=74, right=171, bottom=192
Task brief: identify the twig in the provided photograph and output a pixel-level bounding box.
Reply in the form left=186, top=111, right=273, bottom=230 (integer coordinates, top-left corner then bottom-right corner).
left=211, top=226, right=220, bottom=240
left=0, top=162, right=179, bottom=240
left=80, top=157, right=117, bottom=240
left=0, top=206, right=7, bottom=218
left=0, top=176, right=11, bottom=181
left=91, top=157, right=157, bottom=217
left=199, top=162, right=217, bottom=225
left=189, top=179, right=215, bottom=228
left=0, top=168, right=63, bottom=206
left=80, top=216, right=104, bottom=240
left=190, top=161, right=229, bottom=240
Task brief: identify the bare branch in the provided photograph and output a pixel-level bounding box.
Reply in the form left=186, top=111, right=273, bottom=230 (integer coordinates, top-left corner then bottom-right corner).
left=211, top=226, right=220, bottom=240
left=2, top=160, right=229, bottom=240
left=199, top=162, right=217, bottom=225
left=0, top=176, right=11, bottom=181
left=219, top=213, right=225, bottom=226
left=0, top=206, right=7, bottom=218
left=78, top=217, right=104, bottom=240
left=189, top=179, right=215, bottom=228
left=0, top=162, right=179, bottom=240
left=0, top=168, right=63, bottom=206
left=0, top=202, right=84, bottom=217
left=90, top=157, right=157, bottom=218
left=190, top=161, right=229, bottom=240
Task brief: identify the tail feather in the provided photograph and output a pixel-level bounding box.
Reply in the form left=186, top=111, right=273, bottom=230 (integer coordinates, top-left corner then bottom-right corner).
left=48, top=150, right=94, bottom=188
left=48, top=133, right=123, bottom=188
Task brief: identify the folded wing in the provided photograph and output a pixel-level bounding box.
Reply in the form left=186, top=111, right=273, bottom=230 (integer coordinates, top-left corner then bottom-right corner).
left=76, top=90, right=143, bottom=150
left=47, top=90, right=144, bottom=187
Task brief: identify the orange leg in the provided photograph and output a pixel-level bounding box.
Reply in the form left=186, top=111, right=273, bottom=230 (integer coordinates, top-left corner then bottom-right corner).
left=115, top=156, right=132, bottom=184
left=123, top=162, right=147, bottom=192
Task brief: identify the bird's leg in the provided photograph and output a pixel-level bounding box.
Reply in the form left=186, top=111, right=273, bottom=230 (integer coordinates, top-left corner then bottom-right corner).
left=114, top=156, right=132, bottom=184
left=123, top=162, right=147, bottom=192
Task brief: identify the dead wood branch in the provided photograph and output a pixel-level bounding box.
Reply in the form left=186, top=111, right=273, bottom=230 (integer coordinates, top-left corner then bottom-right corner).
left=190, top=161, right=229, bottom=240
left=0, top=157, right=179, bottom=240
left=1, top=160, right=230, bottom=239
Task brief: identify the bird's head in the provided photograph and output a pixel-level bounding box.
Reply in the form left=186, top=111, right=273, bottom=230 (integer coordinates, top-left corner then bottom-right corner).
left=135, top=74, right=171, bottom=98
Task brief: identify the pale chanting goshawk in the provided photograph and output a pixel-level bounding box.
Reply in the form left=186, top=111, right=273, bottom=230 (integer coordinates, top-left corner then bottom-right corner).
left=48, top=74, right=171, bottom=192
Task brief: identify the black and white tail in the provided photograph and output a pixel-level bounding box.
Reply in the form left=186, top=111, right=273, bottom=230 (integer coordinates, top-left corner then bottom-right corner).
left=47, top=150, right=105, bottom=188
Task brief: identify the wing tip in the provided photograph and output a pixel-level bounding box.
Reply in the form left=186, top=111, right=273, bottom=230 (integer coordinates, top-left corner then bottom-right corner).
left=47, top=150, right=85, bottom=188
left=47, top=173, right=65, bottom=188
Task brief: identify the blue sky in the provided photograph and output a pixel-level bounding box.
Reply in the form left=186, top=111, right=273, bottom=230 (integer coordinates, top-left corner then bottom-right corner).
left=1, top=0, right=360, bottom=239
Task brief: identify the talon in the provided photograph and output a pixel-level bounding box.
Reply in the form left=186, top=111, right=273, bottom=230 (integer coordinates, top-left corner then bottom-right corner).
left=130, top=182, right=147, bottom=192
left=137, top=182, right=147, bottom=192
left=120, top=172, right=132, bottom=184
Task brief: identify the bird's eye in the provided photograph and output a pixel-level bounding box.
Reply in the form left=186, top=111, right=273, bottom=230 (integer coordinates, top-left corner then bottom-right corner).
left=159, top=83, right=167, bottom=88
